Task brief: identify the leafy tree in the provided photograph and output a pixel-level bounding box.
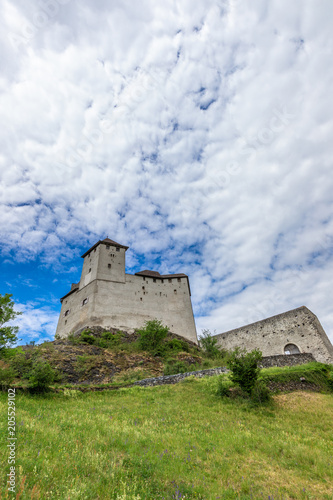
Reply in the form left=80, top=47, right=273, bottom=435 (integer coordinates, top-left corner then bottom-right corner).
left=226, top=347, right=263, bottom=395
left=0, top=367, right=17, bottom=390
left=0, top=294, right=22, bottom=353
left=137, top=319, right=169, bottom=352
left=200, top=329, right=223, bottom=359
left=28, top=359, right=57, bottom=392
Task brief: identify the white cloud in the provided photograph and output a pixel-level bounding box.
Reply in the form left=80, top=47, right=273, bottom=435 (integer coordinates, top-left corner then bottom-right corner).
left=1, top=0, right=333, bottom=343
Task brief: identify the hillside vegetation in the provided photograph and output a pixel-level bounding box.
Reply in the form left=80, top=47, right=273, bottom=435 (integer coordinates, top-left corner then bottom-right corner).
left=0, top=376, right=333, bottom=499
left=1, top=323, right=333, bottom=498
left=0, top=325, right=225, bottom=389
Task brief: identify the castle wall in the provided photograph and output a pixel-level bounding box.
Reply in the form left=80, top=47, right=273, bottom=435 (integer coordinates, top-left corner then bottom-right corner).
left=80, top=242, right=125, bottom=288
left=56, top=273, right=198, bottom=344
left=213, top=306, right=333, bottom=364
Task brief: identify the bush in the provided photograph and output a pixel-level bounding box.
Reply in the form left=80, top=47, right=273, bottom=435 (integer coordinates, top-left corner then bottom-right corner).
left=137, top=319, right=169, bottom=352
left=163, top=360, right=188, bottom=375
left=216, top=377, right=233, bottom=397
left=165, top=338, right=189, bottom=353
left=250, top=379, right=271, bottom=404
left=200, top=330, right=224, bottom=359
left=9, top=352, right=32, bottom=378
left=98, top=332, right=123, bottom=348
left=117, top=369, right=148, bottom=383
left=227, top=348, right=263, bottom=395
left=28, top=360, right=56, bottom=392
left=327, top=371, right=333, bottom=392
left=79, top=330, right=96, bottom=345
left=0, top=367, right=17, bottom=390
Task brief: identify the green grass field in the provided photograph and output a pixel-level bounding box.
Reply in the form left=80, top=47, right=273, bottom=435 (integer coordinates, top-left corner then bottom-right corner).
left=1, top=374, right=333, bottom=500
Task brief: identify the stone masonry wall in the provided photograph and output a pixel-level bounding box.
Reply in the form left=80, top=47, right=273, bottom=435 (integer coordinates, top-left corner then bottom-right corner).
left=214, top=307, right=333, bottom=364
left=260, top=353, right=315, bottom=368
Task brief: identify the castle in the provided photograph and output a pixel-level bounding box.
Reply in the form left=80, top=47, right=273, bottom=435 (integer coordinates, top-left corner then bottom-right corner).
left=56, top=237, right=333, bottom=365
left=55, top=238, right=198, bottom=344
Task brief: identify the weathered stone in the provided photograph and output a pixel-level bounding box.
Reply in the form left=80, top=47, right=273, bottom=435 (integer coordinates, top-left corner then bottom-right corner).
left=213, top=307, right=333, bottom=364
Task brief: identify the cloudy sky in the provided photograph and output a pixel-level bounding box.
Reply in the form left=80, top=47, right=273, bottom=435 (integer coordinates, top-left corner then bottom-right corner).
left=1, top=0, right=333, bottom=345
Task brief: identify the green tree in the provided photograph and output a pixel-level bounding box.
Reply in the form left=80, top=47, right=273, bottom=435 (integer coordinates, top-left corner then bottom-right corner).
left=226, top=347, right=263, bottom=395
left=200, top=329, right=222, bottom=359
left=0, top=294, right=22, bottom=353
left=28, top=359, right=56, bottom=392
left=137, top=319, right=169, bottom=352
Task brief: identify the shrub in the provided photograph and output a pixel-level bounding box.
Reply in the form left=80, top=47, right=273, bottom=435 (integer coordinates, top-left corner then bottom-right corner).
left=137, top=319, right=169, bottom=352
left=226, top=347, right=263, bottom=395
left=163, top=360, right=188, bottom=375
left=166, top=338, right=189, bottom=352
left=28, top=360, right=57, bottom=392
left=67, top=333, right=80, bottom=345
left=0, top=367, right=17, bottom=390
left=118, top=369, right=148, bottom=383
left=9, top=352, right=32, bottom=378
left=79, top=330, right=96, bottom=345
left=327, top=371, right=333, bottom=392
left=216, top=377, right=233, bottom=397
left=98, top=332, right=123, bottom=348
left=250, top=379, right=271, bottom=404
left=200, top=330, right=224, bottom=359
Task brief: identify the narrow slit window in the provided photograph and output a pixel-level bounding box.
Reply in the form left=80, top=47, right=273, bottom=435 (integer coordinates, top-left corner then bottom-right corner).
left=108, top=264, right=111, bottom=269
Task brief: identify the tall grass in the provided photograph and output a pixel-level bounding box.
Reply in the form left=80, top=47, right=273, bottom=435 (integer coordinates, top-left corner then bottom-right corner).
left=0, top=375, right=332, bottom=499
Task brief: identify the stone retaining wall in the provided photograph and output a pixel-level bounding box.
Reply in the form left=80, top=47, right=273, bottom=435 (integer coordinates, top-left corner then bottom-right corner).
left=260, top=353, right=315, bottom=368
left=133, top=367, right=229, bottom=387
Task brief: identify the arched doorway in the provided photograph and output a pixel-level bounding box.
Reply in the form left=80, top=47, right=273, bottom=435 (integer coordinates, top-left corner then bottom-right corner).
left=284, top=343, right=300, bottom=355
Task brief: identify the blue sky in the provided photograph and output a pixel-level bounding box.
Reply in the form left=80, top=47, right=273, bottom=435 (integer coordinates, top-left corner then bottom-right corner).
left=1, top=0, right=333, bottom=345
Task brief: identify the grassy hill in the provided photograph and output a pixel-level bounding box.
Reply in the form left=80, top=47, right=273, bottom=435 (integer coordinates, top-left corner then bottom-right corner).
left=1, top=327, right=333, bottom=498
left=1, top=374, right=333, bottom=499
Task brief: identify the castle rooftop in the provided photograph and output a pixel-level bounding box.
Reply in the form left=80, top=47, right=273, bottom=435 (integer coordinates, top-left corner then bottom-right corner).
left=81, top=238, right=129, bottom=258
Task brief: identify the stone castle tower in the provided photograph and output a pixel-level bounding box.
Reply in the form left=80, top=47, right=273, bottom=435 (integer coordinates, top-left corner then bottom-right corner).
left=55, top=238, right=198, bottom=344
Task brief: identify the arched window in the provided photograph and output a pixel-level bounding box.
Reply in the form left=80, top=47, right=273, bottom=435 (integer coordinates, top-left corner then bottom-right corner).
left=284, top=343, right=300, bottom=355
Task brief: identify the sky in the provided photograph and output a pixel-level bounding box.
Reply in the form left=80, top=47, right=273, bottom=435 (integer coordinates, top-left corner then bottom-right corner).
left=1, top=0, right=333, bottom=346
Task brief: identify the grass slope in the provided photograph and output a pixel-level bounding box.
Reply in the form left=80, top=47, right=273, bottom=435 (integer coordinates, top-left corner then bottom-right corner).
left=1, top=374, right=333, bottom=499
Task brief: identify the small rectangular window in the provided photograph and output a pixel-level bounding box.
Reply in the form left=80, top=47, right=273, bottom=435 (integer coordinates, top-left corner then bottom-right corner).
left=106, top=245, right=110, bottom=249
left=177, top=278, right=181, bottom=282
left=168, top=278, right=172, bottom=283
left=142, top=286, right=145, bottom=290
left=116, top=247, right=120, bottom=252
left=174, top=289, right=177, bottom=294
left=161, top=279, right=164, bottom=283
left=108, top=263, right=111, bottom=269
left=153, top=278, right=156, bottom=282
